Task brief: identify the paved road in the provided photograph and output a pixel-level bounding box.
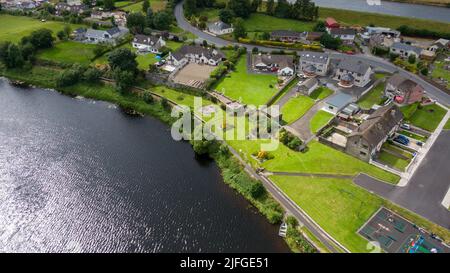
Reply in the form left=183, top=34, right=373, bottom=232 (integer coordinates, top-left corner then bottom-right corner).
left=355, top=130, right=450, bottom=229
left=174, top=1, right=450, bottom=107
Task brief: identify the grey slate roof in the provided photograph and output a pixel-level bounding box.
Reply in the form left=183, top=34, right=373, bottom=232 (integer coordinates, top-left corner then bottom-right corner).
left=337, top=59, right=371, bottom=74
left=297, top=78, right=318, bottom=92
left=300, top=51, right=329, bottom=64
left=208, top=21, right=232, bottom=32
left=172, top=45, right=225, bottom=62
left=133, top=34, right=160, bottom=45
left=270, top=30, right=304, bottom=39
left=325, top=92, right=353, bottom=109
left=392, top=42, right=422, bottom=55
left=350, top=104, right=403, bottom=147
left=253, top=54, right=294, bottom=69
left=330, top=28, right=356, bottom=36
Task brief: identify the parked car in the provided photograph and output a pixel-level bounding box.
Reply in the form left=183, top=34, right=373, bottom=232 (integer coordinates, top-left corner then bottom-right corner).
left=400, top=123, right=411, bottom=130
left=394, top=135, right=409, bottom=145
left=417, top=141, right=423, bottom=147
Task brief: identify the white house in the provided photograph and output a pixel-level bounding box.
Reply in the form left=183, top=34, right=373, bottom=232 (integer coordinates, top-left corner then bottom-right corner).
left=299, top=51, right=330, bottom=77
left=85, top=27, right=129, bottom=45
left=334, top=59, right=372, bottom=88
left=207, top=21, right=233, bottom=36
left=427, top=38, right=449, bottom=52
left=132, top=34, right=166, bottom=54
left=329, top=28, right=356, bottom=45
left=252, top=54, right=295, bottom=76
left=390, top=42, right=423, bottom=59
left=167, top=45, right=226, bottom=67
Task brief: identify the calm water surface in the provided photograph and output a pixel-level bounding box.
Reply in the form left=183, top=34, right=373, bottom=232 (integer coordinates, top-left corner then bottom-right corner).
left=0, top=79, right=289, bottom=253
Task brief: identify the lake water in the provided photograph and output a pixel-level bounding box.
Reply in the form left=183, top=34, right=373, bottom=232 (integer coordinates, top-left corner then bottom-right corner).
left=0, top=78, right=289, bottom=253
left=308, top=0, right=450, bottom=23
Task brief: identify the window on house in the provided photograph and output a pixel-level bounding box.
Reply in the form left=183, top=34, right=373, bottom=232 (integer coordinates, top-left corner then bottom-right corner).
left=360, top=151, right=367, bottom=156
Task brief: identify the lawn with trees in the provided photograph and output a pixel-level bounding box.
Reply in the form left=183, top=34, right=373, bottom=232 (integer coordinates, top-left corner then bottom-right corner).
left=309, top=86, right=333, bottom=100
left=0, top=15, right=82, bottom=43
left=215, top=57, right=278, bottom=106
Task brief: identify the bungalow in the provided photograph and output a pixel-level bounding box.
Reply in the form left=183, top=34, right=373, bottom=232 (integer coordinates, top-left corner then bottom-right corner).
left=270, top=30, right=304, bottom=43
left=132, top=34, right=166, bottom=54
left=329, top=28, right=356, bottom=45
left=252, top=54, right=295, bottom=76
left=306, top=32, right=324, bottom=41
left=334, top=59, right=372, bottom=88
left=390, top=42, right=422, bottom=59
left=72, top=28, right=87, bottom=41
left=207, top=21, right=233, bottom=36
left=365, top=27, right=400, bottom=38
left=295, top=78, right=318, bottom=96
left=323, top=92, right=353, bottom=114
left=427, top=38, right=450, bottom=52
left=325, top=17, right=339, bottom=29
left=55, top=3, right=88, bottom=16
left=299, top=51, right=330, bottom=77
left=385, top=74, right=424, bottom=105
left=345, top=104, right=403, bottom=162
left=369, top=33, right=396, bottom=50
left=84, top=27, right=129, bottom=45
left=167, top=45, right=226, bottom=67
left=113, top=11, right=127, bottom=27
left=91, top=11, right=113, bottom=20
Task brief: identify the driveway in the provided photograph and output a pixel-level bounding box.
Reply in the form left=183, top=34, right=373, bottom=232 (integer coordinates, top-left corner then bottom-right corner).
left=355, top=130, right=450, bottom=229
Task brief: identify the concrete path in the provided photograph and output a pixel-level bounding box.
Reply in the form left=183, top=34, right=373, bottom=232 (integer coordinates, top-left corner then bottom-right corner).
left=355, top=130, right=450, bottom=229
left=287, top=100, right=326, bottom=141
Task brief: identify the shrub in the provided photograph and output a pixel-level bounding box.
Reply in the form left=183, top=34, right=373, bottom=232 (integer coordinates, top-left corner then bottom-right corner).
left=250, top=182, right=266, bottom=199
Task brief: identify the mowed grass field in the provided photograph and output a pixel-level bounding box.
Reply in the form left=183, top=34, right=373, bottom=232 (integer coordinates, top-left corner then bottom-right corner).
left=121, top=0, right=167, bottom=12
left=242, top=13, right=316, bottom=33
left=215, top=57, right=278, bottom=106
left=280, top=95, right=315, bottom=124
left=228, top=139, right=400, bottom=184
left=401, top=103, right=447, bottom=132
left=318, top=7, right=450, bottom=33
left=357, top=82, right=386, bottom=110
left=310, top=110, right=334, bottom=134
left=0, top=15, right=83, bottom=42
left=271, top=176, right=384, bottom=253
left=37, top=41, right=98, bottom=65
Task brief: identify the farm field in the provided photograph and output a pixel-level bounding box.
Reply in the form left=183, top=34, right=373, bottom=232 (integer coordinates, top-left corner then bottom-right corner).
left=0, top=15, right=83, bottom=42
left=37, top=41, right=98, bottom=65
left=215, top=57, right=278, bottom=106
left=121, top=0, right=167, bottom=12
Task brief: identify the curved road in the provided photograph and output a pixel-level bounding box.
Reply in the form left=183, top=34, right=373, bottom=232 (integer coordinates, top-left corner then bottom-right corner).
left=174, top=2, right=450, bottom=106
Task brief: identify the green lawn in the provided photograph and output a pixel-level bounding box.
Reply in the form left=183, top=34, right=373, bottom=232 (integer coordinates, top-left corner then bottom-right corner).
left=281, top=95, right=315, bottom=124
left=309, top=87, right=333, bottom=101
left=215, top=57, right=278, bottom=106
left=115, top=1, right=134, bottom=8
left=37, top=41, right=97, bottom=65
left=151, top=85, right=211, bottom=108
left=0, top=15, right=83, bottom=43
left=319, top=7, right=450, bottom=34
left=401, top=103, right=447, bottom=132
left=377, top=151, right=410, bottom=171
left=242, top=13, right=316, bottom=33
left=398, top=130, right=427, bottom=142
left=121, top=0, right=166, bottom=12
left=228, top=139, right=400, bottom=184
left=271, top=176, right=383, bottom=253
left=431, top=61, right=450, bottom=89
left=310, top=110, right=334, bottom=134
left=357, top=82, right=386, bottom=110
left=444, top=119, right=450, bottom=130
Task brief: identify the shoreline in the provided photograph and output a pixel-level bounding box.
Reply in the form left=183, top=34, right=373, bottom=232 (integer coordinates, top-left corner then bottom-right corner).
left=0, top=72, right=316, bottom=253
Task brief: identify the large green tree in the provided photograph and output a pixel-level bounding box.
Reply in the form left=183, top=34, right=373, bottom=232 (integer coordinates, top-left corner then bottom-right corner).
left=142, top=0, right=150, bottom=13
left=126, top=12, right=147, bottom=33
left=233, top=18, right=247, bottom=40
left=108, top=48, right=138, bottom=75
left=103, top=0, right=115, bottom=11
left=219, top=9, right=234, bottom=24
left=228, top=0, right=252, bottom=19
left=152, top=11, right=172, bottom=30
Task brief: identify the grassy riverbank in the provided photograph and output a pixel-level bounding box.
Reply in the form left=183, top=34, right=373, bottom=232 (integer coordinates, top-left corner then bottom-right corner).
left=0, top=64, right=314, bottom=253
